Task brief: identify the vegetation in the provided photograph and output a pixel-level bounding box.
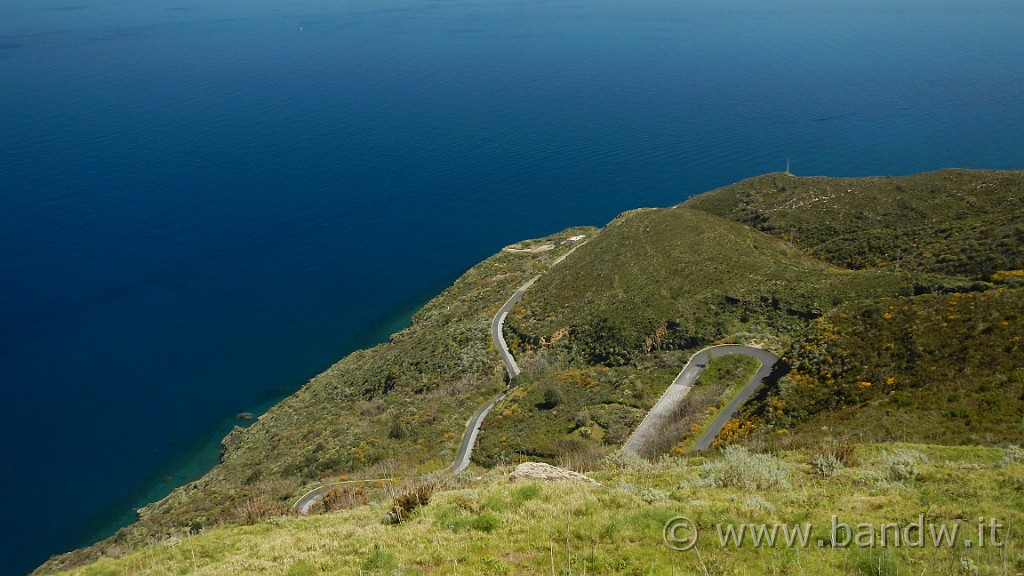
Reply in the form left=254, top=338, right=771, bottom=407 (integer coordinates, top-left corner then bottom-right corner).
left=732, top=287, right=1024, bottom=448
left=506, top=206, right=912, bottom=366
left=684, top=169, right=1024, bottom=280
left=35, top=227, right=597, bottom=574
left=37, top=169, right=1024, bottom=574
left=46, top=443, right=1024, bottom=576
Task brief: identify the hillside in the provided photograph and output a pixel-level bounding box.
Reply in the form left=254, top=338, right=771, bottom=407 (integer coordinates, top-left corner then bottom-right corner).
left=479, top=170, right=1022, bottom=471
left=48, top=444, right=1024, bottom=575
left=36, top=169, right=1024, bottom=574
left=734, top=287, right=1024, bottom=448
left=683, top=169, right=1024, bottom=280
left=35, top=227, right=598, bottom=574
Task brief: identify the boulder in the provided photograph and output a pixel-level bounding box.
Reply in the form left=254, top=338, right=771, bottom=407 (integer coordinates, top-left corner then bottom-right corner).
left=508, top=462, right=599, bottom=485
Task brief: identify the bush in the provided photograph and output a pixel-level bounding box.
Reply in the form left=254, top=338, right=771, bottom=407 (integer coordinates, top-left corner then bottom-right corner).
left=997, top=445, right=1024, bottom=468
left=384, top=481, right=434, bottom=524
left=614, top=482, right=671, bottom=503
left=388, top=418, right=407, bottom=440
left=539, top=385, right=563, bottom=409
left=557, top=443, right=608, bottom=472
left=810, top=453, right=844, bottom=478
left=235, top=492, right=291, bottom=525
left=881, top=449, right=925, bottom=482
left=691, top=445, right=792, bottom=490
left=811, top=442, right=857, bottom=467
left=311, top=485, right=370, bottom=514
left=602, top=449, right=653, bottom=473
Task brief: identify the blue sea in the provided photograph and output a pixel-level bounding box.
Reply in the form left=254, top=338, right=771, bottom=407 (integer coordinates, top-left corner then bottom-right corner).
left=1, top=0, right=1022, bottom=572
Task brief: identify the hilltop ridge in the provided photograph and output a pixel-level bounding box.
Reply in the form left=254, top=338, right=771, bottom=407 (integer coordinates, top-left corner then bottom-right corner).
left=36, top=169, right=1024, bottom=574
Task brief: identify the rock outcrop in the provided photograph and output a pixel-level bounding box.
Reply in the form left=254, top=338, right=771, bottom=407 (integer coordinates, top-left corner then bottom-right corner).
left=508, top=462, right=599, bottom=485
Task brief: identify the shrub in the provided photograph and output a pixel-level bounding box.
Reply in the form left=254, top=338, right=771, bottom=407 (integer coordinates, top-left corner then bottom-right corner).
left=539, top=385, right=563, bottom=409
left=691, top=445, right=792, bottom=490
left=811, top=453, right=844, bottom=478
left=811, top=442, right=857, bottom=467
left=387, top=418, right=407, bottom=440
left=234, top=492, right=291, bottom=525
left=557, top=443, right=609, bottom=472
left=602, top=449, right=653, bottom=473
left=743, top=495, right=776, bottom=512
left=996, top=444, right=1024, bottom=468
left=614, top=482, right=671, bottom=503
left=384, top=481, right=434, bottom=524
left=311, top=485, right=370, bottom=514
left=881, top=449, right=925, bottom=482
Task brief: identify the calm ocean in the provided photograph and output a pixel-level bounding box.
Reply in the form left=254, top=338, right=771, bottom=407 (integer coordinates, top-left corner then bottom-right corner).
left=1, top=0, right=1022, bottom=572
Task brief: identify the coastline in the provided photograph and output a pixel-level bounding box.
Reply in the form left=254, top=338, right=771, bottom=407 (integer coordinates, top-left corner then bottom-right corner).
left=65, top=283, right=449, bottom=558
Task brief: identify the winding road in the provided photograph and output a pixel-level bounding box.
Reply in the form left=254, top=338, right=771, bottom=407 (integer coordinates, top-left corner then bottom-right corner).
left=623, top=345, right=778, bottom=454
left=490, top=278, right=534, bottom=381
left=449, top=278, right=537, bottom=472
left=293, top=240, right=778, bottom=512
left=294, top=244, right=578, bottom=512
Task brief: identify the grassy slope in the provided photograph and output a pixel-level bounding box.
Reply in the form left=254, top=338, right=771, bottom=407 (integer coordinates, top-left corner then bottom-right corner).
left=39, top=169, right=1024, bottom=574
left=481, top=179, right=985, bottom=471
left=677, top=169, right=1024, bottom=449
left=35, top=227, right=597, bottom=575
left=735, top=287, right=1024, bottom=448
left=683, top=169, right=1024, bottom=280
left=52, top=444, right=1024, bottom=576
left=506, top=206, right=911, bottom=365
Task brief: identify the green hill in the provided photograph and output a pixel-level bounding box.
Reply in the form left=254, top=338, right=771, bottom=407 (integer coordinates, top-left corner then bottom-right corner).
left=47, top=444, right=1024, bottom=575
left=36, top=169, right=1024, bottom=575
left=735, top=286, right=1024, bottom=448
left=683, top=169, right=1024, bottom=280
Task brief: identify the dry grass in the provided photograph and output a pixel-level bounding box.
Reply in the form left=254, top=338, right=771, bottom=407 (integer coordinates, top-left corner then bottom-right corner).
left=54, top=443, right=1024, bottom=576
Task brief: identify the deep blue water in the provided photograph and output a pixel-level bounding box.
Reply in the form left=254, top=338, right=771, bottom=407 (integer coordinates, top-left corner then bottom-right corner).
left=1, top=0, right=1022, bottom=572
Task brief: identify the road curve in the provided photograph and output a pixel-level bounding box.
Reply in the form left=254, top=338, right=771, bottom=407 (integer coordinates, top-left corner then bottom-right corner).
left=294, top=244, right=583, bottom=512
left=622, top=345, right=778, bottom=455
left=452, top=391, right=507, bottom=473
left=293, top=478, right=392, bottom=515
left=491, top=278, right=536, bottom=380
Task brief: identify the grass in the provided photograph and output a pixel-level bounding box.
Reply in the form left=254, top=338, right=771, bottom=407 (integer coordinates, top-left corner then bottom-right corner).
left=37, top=169, right=1024, bottom=574
left=734, top=287, right=1024, bottom=448
left=683, top=169, right=1024, bottom=281
left=36, top=226, right=599, bottom=574
left=51, top=443, right=1024, bottom=575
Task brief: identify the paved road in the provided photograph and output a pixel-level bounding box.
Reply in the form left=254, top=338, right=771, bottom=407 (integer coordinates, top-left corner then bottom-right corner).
left=454, top=242, right=585, bottom=472
left=293, top=478, right=391, bottom=515
left=622, top=345, right=778, bottom=455
left=452, top=390, right=508, bottom=473
left=294, top=244, right=583, bottom=512
left=453, top=271, right=545, bottom=472
left=490, top=277, right=536, bottom=380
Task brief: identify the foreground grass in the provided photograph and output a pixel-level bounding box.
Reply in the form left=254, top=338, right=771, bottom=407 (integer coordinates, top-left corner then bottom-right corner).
left=60, top=444, right=1024, bottom=575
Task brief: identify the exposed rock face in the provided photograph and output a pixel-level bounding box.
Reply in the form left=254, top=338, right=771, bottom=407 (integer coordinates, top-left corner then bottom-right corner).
left=508, top=462, right=599, bottom=485
left=220, top=425, right=246, bottom=463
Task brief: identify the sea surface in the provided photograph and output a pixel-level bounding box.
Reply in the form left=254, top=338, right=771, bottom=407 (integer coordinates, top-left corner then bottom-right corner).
left=1, top=0, right=1022, bottom=572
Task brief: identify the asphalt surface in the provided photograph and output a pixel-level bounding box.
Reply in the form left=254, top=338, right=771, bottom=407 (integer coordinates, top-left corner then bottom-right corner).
left=490, top=277, right=536, bottom=380
left=294, top=260, right=558, bottom=511
left=292, top=478, right=391, bottom=515
left=623, top=345, right=778, bottom=454
left=451, top=390, right=508, bottom=473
